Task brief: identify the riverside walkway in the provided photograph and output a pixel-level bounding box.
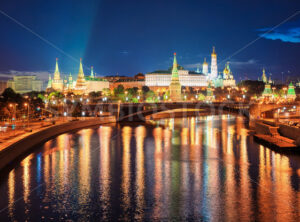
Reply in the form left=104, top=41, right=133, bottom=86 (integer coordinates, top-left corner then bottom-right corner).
left=0, top=116, right=116, bottom=171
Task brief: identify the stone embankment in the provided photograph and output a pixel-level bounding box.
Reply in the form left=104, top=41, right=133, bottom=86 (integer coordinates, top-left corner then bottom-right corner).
left=0, top=116, right=116, bottom=171
left=254, top=120, right=300, bottom=151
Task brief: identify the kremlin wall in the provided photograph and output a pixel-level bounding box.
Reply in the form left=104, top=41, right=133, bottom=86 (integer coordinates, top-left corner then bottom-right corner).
left=7, top=46, right=296, bottom=103
left=45, top=47, right=237, bottom=95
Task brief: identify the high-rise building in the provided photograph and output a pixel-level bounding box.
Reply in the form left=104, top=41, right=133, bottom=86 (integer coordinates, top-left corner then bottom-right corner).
left=7, top=75, right=43, bottom=93
left=169, top=53, right=182, bottom=101
left=210, top=47, right=218, bottom=79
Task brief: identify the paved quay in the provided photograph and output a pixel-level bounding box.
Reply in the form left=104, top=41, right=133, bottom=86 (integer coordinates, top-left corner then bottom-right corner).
left=0, top=116, right=116, bottom=171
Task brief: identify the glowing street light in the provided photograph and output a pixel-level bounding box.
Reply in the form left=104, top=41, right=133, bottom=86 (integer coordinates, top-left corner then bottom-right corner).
left=24, top=103, right=29, bottom=128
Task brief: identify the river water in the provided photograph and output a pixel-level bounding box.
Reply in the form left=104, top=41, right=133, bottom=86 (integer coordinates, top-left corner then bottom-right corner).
left=0, top=114, right=300, bottom=221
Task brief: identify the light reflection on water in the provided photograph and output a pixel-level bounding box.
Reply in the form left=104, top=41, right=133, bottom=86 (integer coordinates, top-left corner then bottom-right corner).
left=0, top=115, right=300, bottom=221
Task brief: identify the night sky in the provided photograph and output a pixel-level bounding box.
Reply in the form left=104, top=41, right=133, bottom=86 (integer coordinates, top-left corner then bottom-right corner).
left=0, top=0, right=300, bottom=83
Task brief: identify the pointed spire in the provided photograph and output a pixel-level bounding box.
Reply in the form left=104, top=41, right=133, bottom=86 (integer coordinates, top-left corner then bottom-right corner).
left=90, top=66, right=94, bottom=78
left=47, top=74, right=52, bottom=88
left=78, top=58, right=84, bottom=78
left=171, top=52, right=179, bottom=79
left=212, top=46, right=216, bottom=55
left=54, top=58, right=60, bottom=80
left=173, top=52, right=177, bottom=69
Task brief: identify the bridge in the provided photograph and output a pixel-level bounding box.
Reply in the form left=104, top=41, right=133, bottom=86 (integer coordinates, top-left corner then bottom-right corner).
left=81, top=102, right=250, bottom=122
left=49, top=101, right=299, bottom=122
left=249, top=102, right=300, bottom=119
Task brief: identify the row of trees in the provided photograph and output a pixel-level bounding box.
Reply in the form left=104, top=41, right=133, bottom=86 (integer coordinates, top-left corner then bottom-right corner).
left=0, top=88, right=45, bottom=120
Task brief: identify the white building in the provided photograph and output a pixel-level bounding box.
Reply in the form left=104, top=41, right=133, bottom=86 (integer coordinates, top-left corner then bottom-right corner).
left=7, top=75, right=43, bottom=93
left=145, top=68, right=207, bottom=89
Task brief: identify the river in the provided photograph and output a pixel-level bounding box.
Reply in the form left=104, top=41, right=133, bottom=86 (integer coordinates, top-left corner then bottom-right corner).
left=0, top=114, right=300, bottom=221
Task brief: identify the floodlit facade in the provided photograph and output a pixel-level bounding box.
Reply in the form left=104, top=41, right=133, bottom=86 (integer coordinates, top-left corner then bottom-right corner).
left=47, top=59, right=109, bottom=94
left=0, top=80, right=7, bottom=93
left=169, top=53, right=182, bottom=101
left=7, top=75, right=43, bottom=93
left=213, top=62, right=236, bottom=88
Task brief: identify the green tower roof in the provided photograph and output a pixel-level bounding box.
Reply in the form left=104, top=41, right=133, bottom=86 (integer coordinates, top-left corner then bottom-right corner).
left=262, top=83, right=272, bottom=96
left=171, top=53, right=179, bottom=79
left=287, top=82, right=296, bottom=96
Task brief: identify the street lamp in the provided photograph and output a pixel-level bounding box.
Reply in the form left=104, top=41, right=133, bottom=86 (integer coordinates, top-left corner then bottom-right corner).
left=24, top=103, right=29, bottom=128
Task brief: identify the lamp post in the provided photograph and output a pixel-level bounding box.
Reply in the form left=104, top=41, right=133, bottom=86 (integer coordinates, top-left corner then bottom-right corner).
left=24, top=103, right=29, bottom=128
left=283, top=87, right=287, bottom=101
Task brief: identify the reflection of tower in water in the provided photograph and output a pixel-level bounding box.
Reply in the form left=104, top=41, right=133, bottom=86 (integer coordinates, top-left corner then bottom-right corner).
left=134, top=126, right=146, bottom=220
left=98, top=126, right=112, bottom=217
left=121, top=126, right=132, bottom=217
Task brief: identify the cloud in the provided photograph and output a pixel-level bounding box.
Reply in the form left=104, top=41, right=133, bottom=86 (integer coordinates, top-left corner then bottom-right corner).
left=229, top=59, right=257, bottom=67
left=258, top=21, right=300, bottom=43
left=184, top=63, right=202, bottom=69
left=185, top=59, right=257, bottom=70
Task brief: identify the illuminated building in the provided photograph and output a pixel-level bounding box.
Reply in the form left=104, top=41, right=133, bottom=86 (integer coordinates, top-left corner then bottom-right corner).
left=259, top=68, right=273, bottom=84
left=73, top=58, right=87, bottom=94
left=210, top=47, right=218, bottom=79
left=169, top=53, right=182, bottom=101
left=145, top=55, right=207, bottom=90
left=287, top=82, right=296, bottom=100
left=213, top=62, right=236, bottom=88
left=46, top=58, right=109, bottom=94
left=109, top=79, right=144, bottom=90
left=84, top=66, right=109, bottom=93
left=206, top=81, right=214, bottom=101
left=47, top=75, right=52, bottom=89
left=7, top=75, right=43, bottom=93
left=0, top=80, right=7, bottom=93
left=202, top=58, right=208, bottom=75
left=51, top=58, right=64, bottom=91
left=262, top=82, right=272, bottom=98
left=261, top=68, right=267, bottom=83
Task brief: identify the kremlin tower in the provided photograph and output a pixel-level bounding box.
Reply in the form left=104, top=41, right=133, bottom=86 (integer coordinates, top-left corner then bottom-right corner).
left=210, top=47, right=218, bottom=80
left=169, top=53, right=182, bottom=101
left=202, top=58, right=208, bottom=75
left=90, top=66, right=94, bottom=78
left=74, top=58, right=87, bottom=94
left=51, top=58, right=64, bottom=91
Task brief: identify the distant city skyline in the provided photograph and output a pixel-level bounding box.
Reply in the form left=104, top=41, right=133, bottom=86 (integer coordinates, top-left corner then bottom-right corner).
left=0, top=0, right=300, bottom=83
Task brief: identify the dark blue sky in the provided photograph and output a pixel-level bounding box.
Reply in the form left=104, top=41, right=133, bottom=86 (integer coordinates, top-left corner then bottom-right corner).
left=0, top=0, right=300, bottom=83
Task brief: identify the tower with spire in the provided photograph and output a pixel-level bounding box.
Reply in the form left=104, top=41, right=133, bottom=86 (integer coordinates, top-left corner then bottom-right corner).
left=68, top=73, right=73, bottom=90
left=46, top=74, right=52, bottom=89
left=75, top=58, right=87, bottom=93
left=261, top=68, right=267, bottom=83
left=169, top=53, right=182, bottom=101
left=210, top=47, right=218, bottom=80
left=202, top=58, right=208, bottom=75
left=51, top=58, right=64, bottom=91
left=90, top=66, right=94, bottom=78
left=287, top=82, right=296, bottom=100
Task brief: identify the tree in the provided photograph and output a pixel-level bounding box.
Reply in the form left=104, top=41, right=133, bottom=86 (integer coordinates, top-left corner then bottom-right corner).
left=102, top=88, right=111, bottom=97
left=145, top=90, right=155, bottom=102
left=142, top=86, right=150, bottom=94
left=114, top=85, right=125, bottom=96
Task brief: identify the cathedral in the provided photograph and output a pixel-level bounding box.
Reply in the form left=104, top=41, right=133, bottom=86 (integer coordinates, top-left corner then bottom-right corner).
left=213, top=62, right=236, bottom=88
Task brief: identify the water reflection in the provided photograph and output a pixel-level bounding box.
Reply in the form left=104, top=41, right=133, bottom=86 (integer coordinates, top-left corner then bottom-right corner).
left=1, top=115, right=300, bottom=221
